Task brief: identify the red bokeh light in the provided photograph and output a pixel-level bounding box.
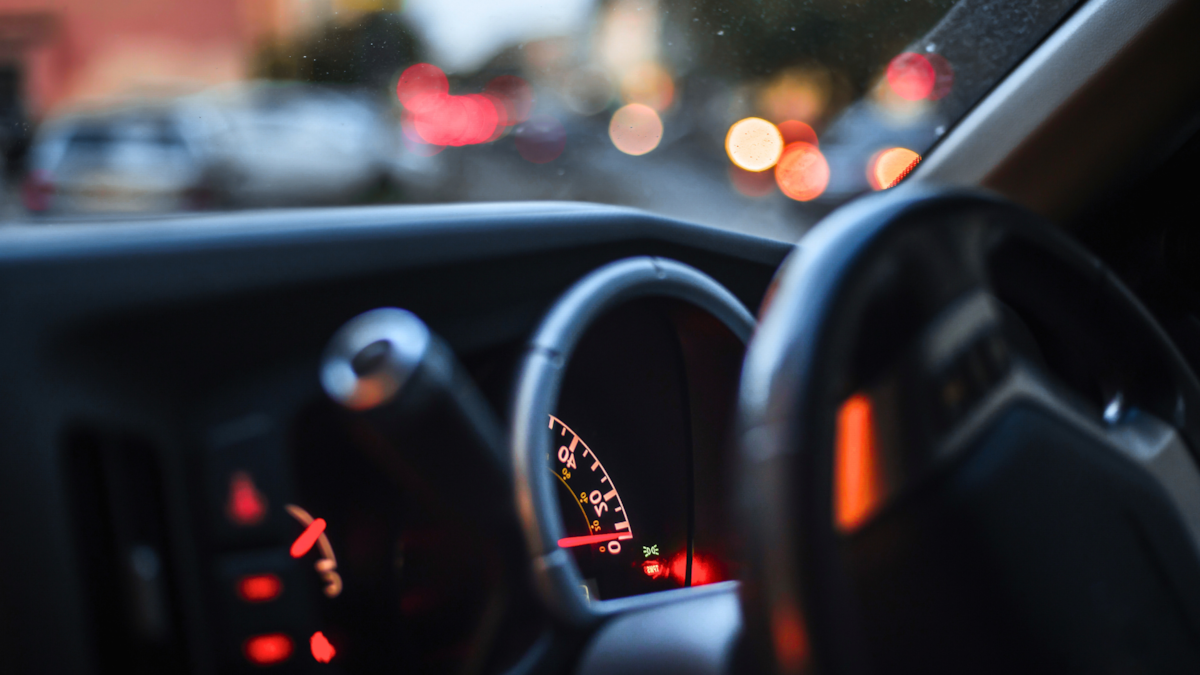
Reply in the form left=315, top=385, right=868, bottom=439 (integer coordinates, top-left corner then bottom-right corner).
left=669, top=551, right=687, bottom=585
left=886, top=53, right=936, bottom=101
left=485, top=75, right=534, bottom=124
left=774, top=142, right=829, bottom=202
left=397, top=63, right=507, bottom=148
left=310, top=631, right=336, bottom=664
left=513, top=115, right=566, bottom=164
left=396, top=63, right=448, bottom=108
left=777, top=120, right=818, bottom=147
left=226, top=471, right=267, bottom=527
left=663, top=551, right=726, bottom=586
left=927, top=53, right=955, bottom=100
left=237, top=574, right=283, bottom=603
left=689, top=553, right=723, bottom=586
left=244, top=633, right=294, bottom=666
left=483, top=94, right=510, bottom=142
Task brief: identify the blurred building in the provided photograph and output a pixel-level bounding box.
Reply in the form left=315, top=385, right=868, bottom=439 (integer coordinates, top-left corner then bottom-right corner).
left=0, top=0, right=398, bottom=120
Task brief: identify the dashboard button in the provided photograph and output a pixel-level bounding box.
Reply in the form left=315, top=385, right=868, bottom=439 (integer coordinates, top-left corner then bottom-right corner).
left=204, top=432, right=293, bottom=549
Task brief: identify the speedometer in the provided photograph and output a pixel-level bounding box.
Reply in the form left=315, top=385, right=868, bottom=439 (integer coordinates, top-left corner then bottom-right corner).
left=512, top=257, right=756, bottom=618
left=548, top=415, right=636, bottom=597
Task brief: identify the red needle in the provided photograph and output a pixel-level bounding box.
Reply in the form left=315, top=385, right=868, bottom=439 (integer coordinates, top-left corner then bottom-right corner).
left=558, top=533, right=625, bottom=548
left=290, top=518, right=326, bottom=558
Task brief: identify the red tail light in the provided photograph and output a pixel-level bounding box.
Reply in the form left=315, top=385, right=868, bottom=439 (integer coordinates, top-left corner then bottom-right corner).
left=22, top=169, right=54, bottom=212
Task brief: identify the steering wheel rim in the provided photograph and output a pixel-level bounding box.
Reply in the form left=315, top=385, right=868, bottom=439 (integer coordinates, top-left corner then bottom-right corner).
left=737, top=186, right=1200, bottom=674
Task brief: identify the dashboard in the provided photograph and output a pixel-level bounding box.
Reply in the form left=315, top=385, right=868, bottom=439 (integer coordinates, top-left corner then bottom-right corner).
left=0, top=203, right=788, bottom=674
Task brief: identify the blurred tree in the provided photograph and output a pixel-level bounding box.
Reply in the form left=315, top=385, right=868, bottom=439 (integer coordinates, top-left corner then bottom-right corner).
left=663, top=0, right=956, bottom=95
left=252, top=11, right=423, bottom=92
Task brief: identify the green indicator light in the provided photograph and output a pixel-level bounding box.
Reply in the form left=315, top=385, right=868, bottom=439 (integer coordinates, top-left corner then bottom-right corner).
left=642, top=545, right=659, bottom=558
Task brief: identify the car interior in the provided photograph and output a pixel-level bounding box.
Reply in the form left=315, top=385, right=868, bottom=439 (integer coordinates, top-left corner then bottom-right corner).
left=2, top=0, right=1200, bottom=673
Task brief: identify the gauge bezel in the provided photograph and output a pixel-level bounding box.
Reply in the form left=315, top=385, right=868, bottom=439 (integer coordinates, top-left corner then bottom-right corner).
left=511, top=256, right=756, bottom=624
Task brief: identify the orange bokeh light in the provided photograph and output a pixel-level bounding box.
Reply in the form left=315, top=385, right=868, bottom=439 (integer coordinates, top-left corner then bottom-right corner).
left=759, top=67, right=832, bottom=125
left=886, top=53, right=936, bottom=101
left=774, top=142, right=829, bottom=202
left=609, top=103, right=663, bottom=156
left=834, top=393, right=881, bottom=531
left=726, top=118, right=784, bottom=172
left=868, top=147, right=921, bottom=190
left=777, top=120, right=818, bottom=147
left=620, top=62, right=675, bottom=112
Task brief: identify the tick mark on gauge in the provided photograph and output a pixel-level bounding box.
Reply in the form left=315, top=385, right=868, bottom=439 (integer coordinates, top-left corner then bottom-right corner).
left=604, top=488, right=617, bottom=501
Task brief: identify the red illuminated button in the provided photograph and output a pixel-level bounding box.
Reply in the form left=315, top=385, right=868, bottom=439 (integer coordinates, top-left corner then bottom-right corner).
left=226, top=471, right=268, bottom=527
left=642, top=559, right=664, bottom=578
left=237, top=573, right=283, bottom=604
left=243, top=633, right=293, bottom=666
left=310, top=631, right=336, bottom=663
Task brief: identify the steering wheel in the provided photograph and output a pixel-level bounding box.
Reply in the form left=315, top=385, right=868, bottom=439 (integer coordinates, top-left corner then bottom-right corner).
left=736, top=187, right=1200, bottom=674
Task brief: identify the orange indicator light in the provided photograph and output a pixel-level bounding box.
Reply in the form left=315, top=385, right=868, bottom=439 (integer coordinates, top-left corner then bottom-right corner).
left=310, top=631, right=336, bottom=663
left=237, top=574, right=283, bottom=603
left=834, top=393, right=881, bottom=531
left=290, top=518, right=327, bottom=558
left=775, top=142, right=829, bottom=202
left=244, top=633, right=294, bottom=666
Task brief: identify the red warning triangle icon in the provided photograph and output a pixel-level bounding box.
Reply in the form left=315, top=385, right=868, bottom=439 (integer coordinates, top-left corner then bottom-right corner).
left=226, top=470, right=267, bottom=526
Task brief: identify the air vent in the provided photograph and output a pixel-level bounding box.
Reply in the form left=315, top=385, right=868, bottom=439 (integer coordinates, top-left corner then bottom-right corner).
left=64, top=427, right=187, bottom=675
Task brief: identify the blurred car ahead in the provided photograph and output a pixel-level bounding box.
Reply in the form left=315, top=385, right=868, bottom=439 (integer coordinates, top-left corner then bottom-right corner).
left=23, top=104, right=210, bottom=216
left=197, top=83, right=393, bottom=208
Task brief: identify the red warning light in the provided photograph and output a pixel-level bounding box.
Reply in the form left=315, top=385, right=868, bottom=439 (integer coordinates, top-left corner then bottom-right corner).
left=237, top=574, right=283, bottom=604
left=243, top=633, right=294, bottom=666
left=642, top=559, right=665, bottom=578
left=226, top=471, right=267, bottom=527
left=290, top=518, right=327, bottom=558
left=310, top=631, right=336, bottom=663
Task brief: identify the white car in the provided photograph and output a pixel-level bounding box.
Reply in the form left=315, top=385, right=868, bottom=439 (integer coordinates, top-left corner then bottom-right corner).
left=24, top=104, right=210, bottom=215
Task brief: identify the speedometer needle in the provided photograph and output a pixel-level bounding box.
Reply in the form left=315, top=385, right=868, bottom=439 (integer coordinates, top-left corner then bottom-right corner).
left=558, top=533, right=628, bottom=548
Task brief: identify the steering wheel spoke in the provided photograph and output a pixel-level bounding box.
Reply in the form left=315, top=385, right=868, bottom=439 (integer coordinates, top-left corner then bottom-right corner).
left=739, top=188, right=1200, bottom=675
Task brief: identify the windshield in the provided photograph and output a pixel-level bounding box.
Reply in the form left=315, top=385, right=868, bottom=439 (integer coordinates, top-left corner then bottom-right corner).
left=0, top=0, right=1078, bottom=238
